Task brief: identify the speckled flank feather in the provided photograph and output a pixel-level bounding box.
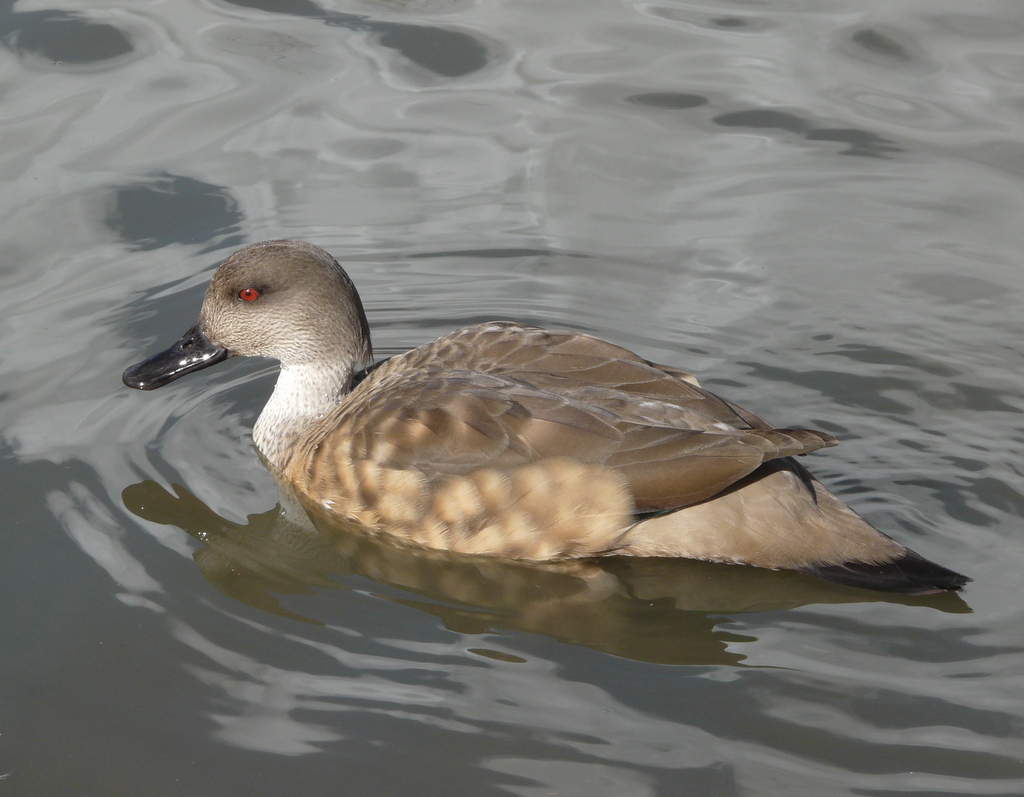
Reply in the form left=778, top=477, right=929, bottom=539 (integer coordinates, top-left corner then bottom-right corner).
left=125, top=240, right=970, bottom=594
left=307, top=455, right=632, bottom=559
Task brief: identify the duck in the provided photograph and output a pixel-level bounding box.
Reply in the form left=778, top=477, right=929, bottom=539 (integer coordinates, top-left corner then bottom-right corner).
left=123, top=239, right=969, bottom=595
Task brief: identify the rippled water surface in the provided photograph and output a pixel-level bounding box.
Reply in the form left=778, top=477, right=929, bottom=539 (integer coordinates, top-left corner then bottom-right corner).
left=3, top=0, right=1024, bottom=794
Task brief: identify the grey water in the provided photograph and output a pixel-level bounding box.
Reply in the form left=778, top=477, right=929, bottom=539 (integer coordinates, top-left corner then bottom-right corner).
left=2, top=0, right=1024, bottom=795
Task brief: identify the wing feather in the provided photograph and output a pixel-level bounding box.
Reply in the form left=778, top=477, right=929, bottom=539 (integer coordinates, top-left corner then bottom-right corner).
left=297, top=325, right=836, bottom=515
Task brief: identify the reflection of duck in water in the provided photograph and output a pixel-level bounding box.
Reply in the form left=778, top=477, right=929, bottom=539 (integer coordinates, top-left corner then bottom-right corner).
left=123, top=240, right=969, bottom=595
left=122, top=480, right=968, bottom=666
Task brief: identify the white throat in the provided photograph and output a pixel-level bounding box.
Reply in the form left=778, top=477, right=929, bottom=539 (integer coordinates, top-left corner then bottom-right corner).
left=253, top=361, right=352, bottom=468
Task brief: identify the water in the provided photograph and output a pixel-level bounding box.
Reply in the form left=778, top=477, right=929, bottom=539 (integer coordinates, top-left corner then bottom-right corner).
left=2, top=0, right=1023, bottom=794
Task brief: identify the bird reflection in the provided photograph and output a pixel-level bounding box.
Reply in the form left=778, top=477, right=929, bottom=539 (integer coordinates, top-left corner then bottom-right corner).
left=122, top=480, right=969, bottom=666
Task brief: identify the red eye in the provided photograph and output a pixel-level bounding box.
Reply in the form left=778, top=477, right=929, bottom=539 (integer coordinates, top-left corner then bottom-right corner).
left=238, top=288, right=261, bottom=302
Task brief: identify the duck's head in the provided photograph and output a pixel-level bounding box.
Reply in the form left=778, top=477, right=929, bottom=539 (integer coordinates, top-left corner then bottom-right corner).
left=123, top=240, right=373, bottom=390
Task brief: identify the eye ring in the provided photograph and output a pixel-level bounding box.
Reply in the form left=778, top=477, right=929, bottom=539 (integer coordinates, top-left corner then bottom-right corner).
left=238, top=288, right=261, bottom=302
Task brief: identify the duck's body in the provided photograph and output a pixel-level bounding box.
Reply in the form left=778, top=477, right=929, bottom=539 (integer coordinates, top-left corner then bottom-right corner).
left=283, top=321, right=840, bottom=563
left=124, top=240, right=969, bottom=594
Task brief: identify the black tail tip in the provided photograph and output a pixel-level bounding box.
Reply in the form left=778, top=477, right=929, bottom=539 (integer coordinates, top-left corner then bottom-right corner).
left=801, top=549, right=970, bottom=595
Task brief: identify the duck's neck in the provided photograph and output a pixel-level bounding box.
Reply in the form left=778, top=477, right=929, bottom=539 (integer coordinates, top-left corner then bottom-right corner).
left=253, top=361, right=353, bottom=469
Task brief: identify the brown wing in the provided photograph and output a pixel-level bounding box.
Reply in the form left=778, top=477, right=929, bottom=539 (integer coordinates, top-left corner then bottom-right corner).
left=298, top=324, right=835, bottom=514
left=370, top=322, right=766, bottom=431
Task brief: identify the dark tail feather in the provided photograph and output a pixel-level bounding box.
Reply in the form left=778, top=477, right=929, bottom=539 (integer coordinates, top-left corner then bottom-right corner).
left=800, top=548, right=971, bottom=595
